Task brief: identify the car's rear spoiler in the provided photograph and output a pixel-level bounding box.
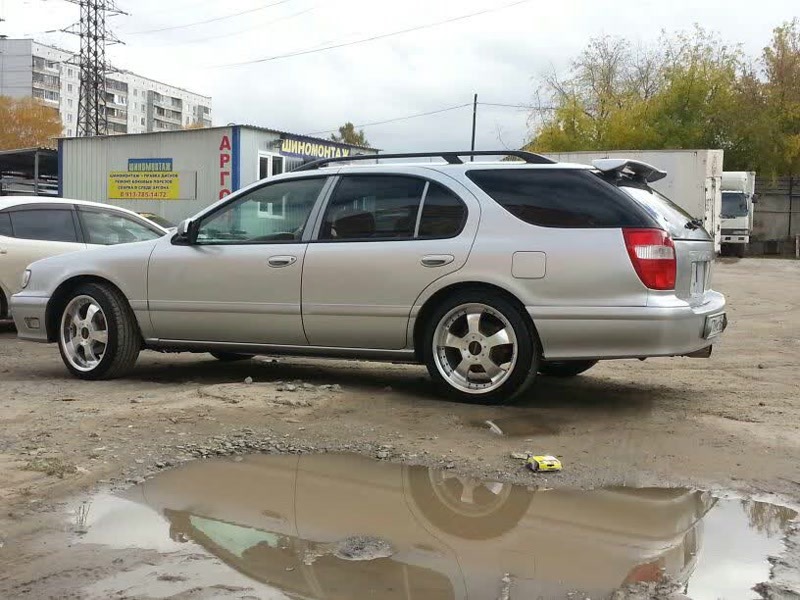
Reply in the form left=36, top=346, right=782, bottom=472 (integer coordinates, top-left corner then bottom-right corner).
left=592, top=159, right=667, bottom=183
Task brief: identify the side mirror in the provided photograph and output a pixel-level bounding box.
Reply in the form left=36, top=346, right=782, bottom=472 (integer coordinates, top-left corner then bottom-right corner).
left=173, top=219, right=196, bottom=245
left=751, top=194, right=759, bottom=205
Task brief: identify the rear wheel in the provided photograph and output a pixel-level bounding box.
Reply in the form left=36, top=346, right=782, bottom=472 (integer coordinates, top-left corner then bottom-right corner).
left=209, top=352, right=254, bottom=362
left=57, top=283, right=140, bottom=380
left=423, top=290, right=539, bottom=404
left=538, top=360, right=598, bottom=377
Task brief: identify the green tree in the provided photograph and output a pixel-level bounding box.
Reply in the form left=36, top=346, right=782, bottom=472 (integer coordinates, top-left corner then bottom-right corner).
left=525, top=27, right=746, bottom=159
left=0, top=96, right=62, bottom=150
left=761, top=18, right=800, bottom=176
left=331, top=122, right=370, bottom=147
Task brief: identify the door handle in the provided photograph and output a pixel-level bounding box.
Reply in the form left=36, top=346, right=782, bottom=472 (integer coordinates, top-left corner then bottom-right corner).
left=0, top=248, right=7, bottom=255
left=268, top=255, right=297, bottom=268
left=421, top=254, right=454, bottom=268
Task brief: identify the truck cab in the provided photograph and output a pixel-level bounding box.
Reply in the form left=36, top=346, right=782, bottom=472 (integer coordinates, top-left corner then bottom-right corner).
left=721, top=171, right=756, bottom=257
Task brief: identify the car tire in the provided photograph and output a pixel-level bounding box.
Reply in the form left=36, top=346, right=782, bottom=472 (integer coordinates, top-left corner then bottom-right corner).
left=538, top=360, right=598, bottom=378
left=422, top=289, right=539, bottom=404
left=57, top=282, right=140, bottom=380
left=209, top=352, right=255, bottom=362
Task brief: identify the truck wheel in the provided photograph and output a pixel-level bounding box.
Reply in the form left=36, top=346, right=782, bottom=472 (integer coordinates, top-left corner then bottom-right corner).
left=57, top=283, right=140, bottom=380
left=210, top=352, right=254, bottom=362
left=423, top=290, right=539, bottom=404
left=538, top=360, right=598, bottom=377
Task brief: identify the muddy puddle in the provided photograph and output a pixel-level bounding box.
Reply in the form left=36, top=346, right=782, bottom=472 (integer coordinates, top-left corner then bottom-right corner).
left=71, top=454, right=796, bottom=599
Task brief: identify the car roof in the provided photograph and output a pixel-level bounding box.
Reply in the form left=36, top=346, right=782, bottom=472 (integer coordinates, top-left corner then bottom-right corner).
left=0, top=196, right=168, bottom=232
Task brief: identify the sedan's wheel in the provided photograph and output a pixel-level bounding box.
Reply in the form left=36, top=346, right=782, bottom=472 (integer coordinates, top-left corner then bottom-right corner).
left=209, top=352, right=255, bottom=362
left=423, top=290, right=539, bottom=404
left=538, top=360, right=598, bottom=378
left=58, top=283, right=140, bottom=380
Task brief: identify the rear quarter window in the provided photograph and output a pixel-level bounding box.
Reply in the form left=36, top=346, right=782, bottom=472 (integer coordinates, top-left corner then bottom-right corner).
left=466, top=169, right=654, bottom=228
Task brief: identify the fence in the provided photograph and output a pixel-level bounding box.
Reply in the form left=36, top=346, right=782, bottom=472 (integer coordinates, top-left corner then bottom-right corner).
left=751, top=176, right=800, bottom=255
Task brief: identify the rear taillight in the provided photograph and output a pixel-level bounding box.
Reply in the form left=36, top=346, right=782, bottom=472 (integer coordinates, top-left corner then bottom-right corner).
left=623, top=228, right=676, bottom=290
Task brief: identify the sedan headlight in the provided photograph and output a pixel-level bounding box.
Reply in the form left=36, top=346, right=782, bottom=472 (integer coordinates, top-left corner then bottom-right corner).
left=21, top=269, right=31, bottom=289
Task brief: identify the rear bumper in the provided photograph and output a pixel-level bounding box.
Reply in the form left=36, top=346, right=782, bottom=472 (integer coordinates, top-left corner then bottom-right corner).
left=530, top=291, right=727, bottom=360
left=10, top=293, right=50, bottom=342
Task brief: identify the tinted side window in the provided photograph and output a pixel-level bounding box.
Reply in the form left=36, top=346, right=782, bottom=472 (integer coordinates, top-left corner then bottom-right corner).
left=467, top=169, right=653, bottom=228
left=80, top=210, right=163, bottom=245
left=198, top=177, right=326, bottom=244
left=0, top=212, right=11, bottom=237
left=418, top=182, right=467, bottom=238
left=9, top=209, right=79, bottom=242
left=320, top=176, right=425, bottom=240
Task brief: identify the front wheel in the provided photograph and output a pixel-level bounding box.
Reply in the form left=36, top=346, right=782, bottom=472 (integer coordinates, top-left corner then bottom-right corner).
left=538, top=360, right=598, bottom=377
left=422, top=290, right=539, bottom=404
left=57, top=283, right=140, bottom=380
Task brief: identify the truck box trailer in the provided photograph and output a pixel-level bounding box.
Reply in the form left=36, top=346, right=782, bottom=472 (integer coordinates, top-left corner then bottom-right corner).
left=545, top=150, right=724, bottom=252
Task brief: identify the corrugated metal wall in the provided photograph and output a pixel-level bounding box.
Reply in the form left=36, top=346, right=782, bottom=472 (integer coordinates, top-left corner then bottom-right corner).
left=753, top=176, right=799, bottom=241
left=62, top=127, right=233, bottom=224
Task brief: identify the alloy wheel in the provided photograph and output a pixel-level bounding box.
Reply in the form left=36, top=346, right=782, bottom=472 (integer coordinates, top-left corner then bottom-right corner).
left=60, top=295, right=109, bottom=372
left=432, top=303, right=518, bottom=394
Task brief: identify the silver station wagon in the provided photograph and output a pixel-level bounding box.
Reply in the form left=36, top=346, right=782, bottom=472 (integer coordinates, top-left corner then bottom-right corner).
left=11, top=151, right=727, bottom=404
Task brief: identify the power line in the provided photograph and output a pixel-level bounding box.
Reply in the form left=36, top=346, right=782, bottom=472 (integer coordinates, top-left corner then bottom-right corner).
left=171, top=7, right=315, bottom=45
left=213, top=0, right=532, bottom=68
left=480, top=101, right=558, bottom=111
left=306, top=103, right=472, bottom=136
left=126, top=0, right=295, bottom=35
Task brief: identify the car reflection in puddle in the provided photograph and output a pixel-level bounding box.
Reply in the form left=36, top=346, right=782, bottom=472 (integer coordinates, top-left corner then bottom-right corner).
left=76, top=454, right=796, bottom=599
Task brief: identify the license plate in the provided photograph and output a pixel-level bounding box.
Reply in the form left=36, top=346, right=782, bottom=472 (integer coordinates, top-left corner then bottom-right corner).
left=704, top=314, right=726, bottom=339
left=690, top=261, right=708, bottom=295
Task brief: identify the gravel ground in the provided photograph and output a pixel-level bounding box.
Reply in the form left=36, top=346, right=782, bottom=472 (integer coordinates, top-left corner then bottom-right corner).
left=0, top=257, right=798, bottom=598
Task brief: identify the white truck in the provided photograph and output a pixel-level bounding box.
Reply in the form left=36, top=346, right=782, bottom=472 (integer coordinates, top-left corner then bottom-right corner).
left=546, top=150, right=725, bottom=252
left=720, top=171, right=756, bottom=257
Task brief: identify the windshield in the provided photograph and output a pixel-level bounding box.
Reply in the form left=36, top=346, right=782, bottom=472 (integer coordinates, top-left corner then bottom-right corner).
left=721, top=192, right=749, bottom=218
left=617, top=184, right=711, bottom=241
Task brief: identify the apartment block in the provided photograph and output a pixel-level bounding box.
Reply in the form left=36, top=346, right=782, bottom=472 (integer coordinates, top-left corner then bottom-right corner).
left=0, top=39, right=212, bottom=137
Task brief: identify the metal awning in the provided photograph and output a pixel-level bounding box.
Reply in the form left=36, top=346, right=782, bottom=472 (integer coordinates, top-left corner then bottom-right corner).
left=0, top=147, right=59, bottom=196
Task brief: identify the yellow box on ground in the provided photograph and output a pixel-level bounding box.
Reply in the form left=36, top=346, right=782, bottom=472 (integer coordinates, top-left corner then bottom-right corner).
left=108, top=171, right=181, bottom=200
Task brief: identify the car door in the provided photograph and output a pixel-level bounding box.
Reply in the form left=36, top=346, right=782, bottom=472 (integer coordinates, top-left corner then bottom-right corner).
left=147, top=176, right=330, bottom=344
left=0, top=205, right=86, bottom=297
left=76, top=205, right=166, bottom=247
left=302, top=171, right=478, bottom=349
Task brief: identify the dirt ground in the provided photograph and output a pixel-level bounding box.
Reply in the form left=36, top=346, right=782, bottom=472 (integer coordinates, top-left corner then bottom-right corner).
left=0, top=258, right=799, bottom=598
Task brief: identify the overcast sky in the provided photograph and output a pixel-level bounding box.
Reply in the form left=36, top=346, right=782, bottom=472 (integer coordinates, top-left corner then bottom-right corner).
left=0, top=0, right=796, bottom=151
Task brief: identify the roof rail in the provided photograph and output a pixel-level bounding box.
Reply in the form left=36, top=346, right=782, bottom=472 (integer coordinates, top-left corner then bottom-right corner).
left=292, top=150, right=555, bottom=172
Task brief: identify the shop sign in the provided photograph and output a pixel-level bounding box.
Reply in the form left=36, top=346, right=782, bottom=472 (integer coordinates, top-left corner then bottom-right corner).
left=108, top=171, right=180, bottom=200
left=127, top=158, right=173, bottom=172
left=280, top=135, right=352, bottom=159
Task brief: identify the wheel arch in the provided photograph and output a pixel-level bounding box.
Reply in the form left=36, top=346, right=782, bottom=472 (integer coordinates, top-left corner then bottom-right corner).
left=45, top=275, right=140, bottom=342
left=411, top=280, right=540, bottom=362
